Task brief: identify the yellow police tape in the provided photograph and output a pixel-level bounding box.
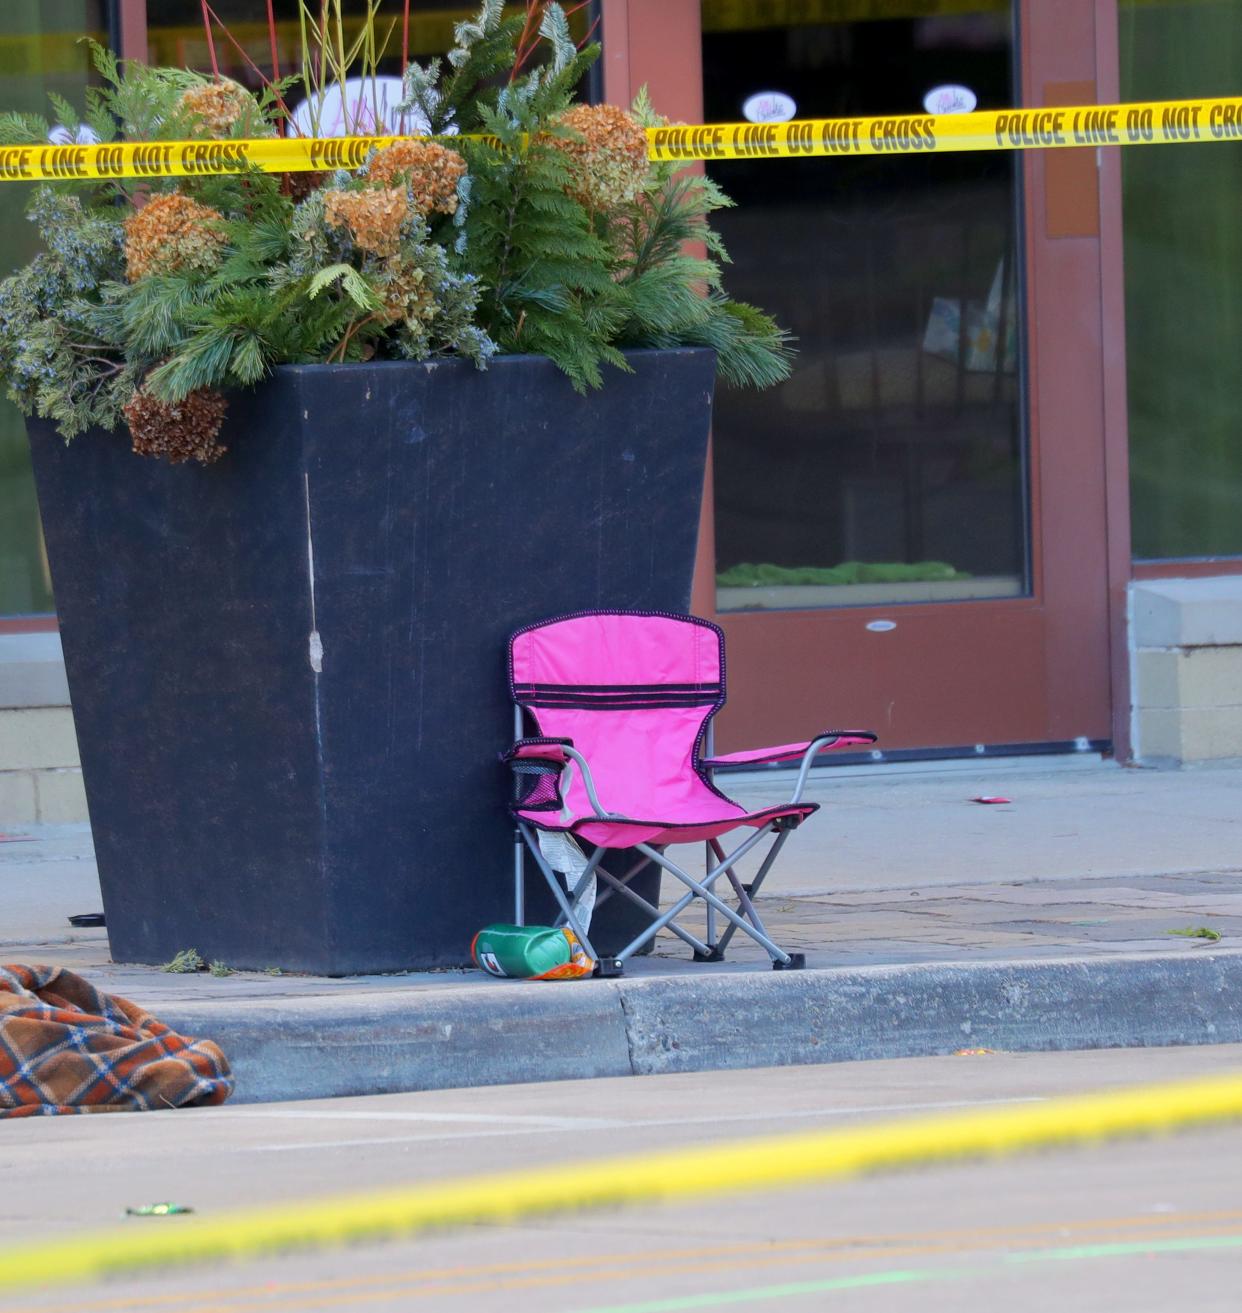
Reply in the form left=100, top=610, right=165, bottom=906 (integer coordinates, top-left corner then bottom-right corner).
left=647, top=95, right=1238, bottom=161
left=2, top=95, right=1241, bottom=183
left=0, top=1068, right=1240, bottom=1292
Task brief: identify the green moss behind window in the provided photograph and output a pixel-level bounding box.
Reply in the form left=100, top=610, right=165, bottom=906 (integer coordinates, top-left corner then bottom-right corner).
left=0, top=1, right=107, bottom=616
left=1120, top=0, right=1242, bottom=559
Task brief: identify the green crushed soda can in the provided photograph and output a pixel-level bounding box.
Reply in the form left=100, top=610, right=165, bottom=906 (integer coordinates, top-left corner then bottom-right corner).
left=471, top=924, right=593, bottom=980
left=125, top=1203, right=194, bottom=1217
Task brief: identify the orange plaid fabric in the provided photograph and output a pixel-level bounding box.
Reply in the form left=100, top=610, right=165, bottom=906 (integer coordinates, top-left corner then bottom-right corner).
left=0, top=964, right=232, bottom=1117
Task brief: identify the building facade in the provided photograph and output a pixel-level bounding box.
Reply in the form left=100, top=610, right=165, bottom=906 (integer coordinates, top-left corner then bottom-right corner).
left=2, top=0, right=1240, bottom=823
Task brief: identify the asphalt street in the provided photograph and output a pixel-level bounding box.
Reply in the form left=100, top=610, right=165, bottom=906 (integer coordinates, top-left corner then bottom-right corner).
left=3, top=1045, right=1242, bottom=1312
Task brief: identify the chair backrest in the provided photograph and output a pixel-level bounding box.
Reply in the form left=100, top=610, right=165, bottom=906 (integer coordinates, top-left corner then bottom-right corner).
left=509, top=612, right=726, bottom=817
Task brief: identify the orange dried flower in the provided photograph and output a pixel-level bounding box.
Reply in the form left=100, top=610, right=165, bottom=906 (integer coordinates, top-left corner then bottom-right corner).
left=367, top=141, right=467, bottom=216
left=377, top=259, right=437, bottom=327
left=322, top=187, right=408, bottom=257
left=124, top=193, right=228, bottom=282
left=553, top=104, right=650, bottom=211
left=124, top=387, right=229, bottom=466
left=180, top=80, right=261, bottom=138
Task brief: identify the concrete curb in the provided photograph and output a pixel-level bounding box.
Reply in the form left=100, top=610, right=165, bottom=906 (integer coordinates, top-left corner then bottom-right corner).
left=156, top=950, right=1242, bottom=1105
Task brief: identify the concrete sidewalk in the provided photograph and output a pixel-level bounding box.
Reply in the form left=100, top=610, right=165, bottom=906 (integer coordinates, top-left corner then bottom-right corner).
left=3, top=756, right=1241, bottom=1102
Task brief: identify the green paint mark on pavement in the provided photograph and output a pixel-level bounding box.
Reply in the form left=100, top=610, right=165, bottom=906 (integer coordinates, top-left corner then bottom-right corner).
left=576, top=1233, right=1242, bottom=1313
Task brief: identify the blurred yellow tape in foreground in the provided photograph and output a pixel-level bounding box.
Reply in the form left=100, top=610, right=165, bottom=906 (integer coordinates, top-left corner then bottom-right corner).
left=1, top=96, right=1241, bottom=183
left=2, top=1068, right=1242, bottom=1292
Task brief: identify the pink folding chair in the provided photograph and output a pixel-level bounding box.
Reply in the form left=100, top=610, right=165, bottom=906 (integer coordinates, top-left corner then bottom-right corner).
left=504, top=611, right=877, bottom=975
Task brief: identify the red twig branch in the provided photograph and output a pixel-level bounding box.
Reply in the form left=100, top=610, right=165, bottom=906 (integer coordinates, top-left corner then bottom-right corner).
left=568, top=1, right=599, bottom=51
left=264, top=0, right=284, bottom=136
left=265, top=0, right=281, bottom=80
left=199, top=0, right=220, bottom=79
left=512, top=1, right=593, bottom=79
left=510, top=1, right=542, bottom=82
left=402, top=0, right=412, bottom=77
left=202, top=1, right=296, bottom=126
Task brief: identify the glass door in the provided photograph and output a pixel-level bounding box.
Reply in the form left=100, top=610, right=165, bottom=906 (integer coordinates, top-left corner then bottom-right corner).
left=704, top=6, right=1027, bottom=616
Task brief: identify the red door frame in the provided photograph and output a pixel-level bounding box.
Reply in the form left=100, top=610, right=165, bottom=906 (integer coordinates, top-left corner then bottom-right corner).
left=1093, top=0, right=1134, bottom=762
left=610, top=0, right=1134, bottom=759
left=117, top=0, right=147, bottom=60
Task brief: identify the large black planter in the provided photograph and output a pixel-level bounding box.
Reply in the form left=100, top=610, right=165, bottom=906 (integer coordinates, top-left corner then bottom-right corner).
left=28, top=350, right=714, bottom=974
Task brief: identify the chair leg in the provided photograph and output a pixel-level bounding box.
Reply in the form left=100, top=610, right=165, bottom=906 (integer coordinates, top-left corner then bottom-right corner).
left=517, top=824, right=601, bottom=962
left=713, top=828, right=792, bottom=956
left=704, top=841, right=717, bottom=950
left=636, top=836, right=796, bottom=966
left=518, top=823, right=803, bottom=971
left=594, top=865, right=712, bottom=959
left=617, top=826, right=775, bottom=963
left=547, top=844, right=608, bottom=931
left=579, top=852, right=652, bottom=916
left=513, top=827, right=525, bottom=925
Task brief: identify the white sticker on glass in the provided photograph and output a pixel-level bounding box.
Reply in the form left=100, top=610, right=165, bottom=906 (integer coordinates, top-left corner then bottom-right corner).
left=923, top=84, right=978, bottom=116
left=742, top=91, right=797, bottom=124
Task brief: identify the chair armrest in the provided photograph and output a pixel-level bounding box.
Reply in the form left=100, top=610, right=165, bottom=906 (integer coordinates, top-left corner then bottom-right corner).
left=501, top=737, right=574, bottom=766
left=705, top=730, right=878, bottom=809
left=502, top=739, right=621, bottom=821
left=703, top=731, right=877, bottom=769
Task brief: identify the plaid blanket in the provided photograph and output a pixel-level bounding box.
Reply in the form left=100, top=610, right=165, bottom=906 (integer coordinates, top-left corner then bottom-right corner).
left=0, top=964, right=233, bottom=1117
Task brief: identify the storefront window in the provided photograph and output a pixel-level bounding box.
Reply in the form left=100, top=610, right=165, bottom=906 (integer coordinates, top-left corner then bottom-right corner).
left=1120, top=0, right=1242, bottom=561
left=145, top=3, right=595, bottom=108
left=146, top=1, right=470, bottom=83
left=702, top=3, right=1027, bottom=613
left=0, top=1, right=107, bottom=617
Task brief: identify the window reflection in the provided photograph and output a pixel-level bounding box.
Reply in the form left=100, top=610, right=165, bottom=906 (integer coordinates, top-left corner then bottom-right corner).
left=0, top=1, right=107, bottom=618
left=1120, top=0, right=1242, bottom=561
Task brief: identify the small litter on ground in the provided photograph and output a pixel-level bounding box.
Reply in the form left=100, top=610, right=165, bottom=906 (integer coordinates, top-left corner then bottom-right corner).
left=125, top=1203, right=194, bottom=1217
left=971, top=796, right=1013, bottom=805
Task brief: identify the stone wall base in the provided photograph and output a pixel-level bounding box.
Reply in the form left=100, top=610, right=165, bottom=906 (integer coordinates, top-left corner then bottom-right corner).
left=1131, top=577, right=1242, bottom=767
left=0, top=632, right=88, bottom=825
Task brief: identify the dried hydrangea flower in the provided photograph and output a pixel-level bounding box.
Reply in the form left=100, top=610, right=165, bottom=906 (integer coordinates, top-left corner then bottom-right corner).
left=124, top=386, right=229, bottom=466
left=180, top=80, right=262, bottom=138
left=281, top=170, right=327, bottom=203
left=123, top=193, right=228, bottom=282
left=366, top=142, right=467, bottom=216
left=377, top=259, right=437, bottom=327
left=322, top=187, right=408, bottom=257
left=552, top=104, right=650, bottom=211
